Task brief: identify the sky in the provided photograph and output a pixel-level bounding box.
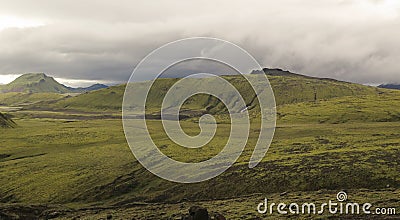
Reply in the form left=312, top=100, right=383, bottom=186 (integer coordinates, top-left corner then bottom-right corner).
left=0, top=0, right=399, bottom=86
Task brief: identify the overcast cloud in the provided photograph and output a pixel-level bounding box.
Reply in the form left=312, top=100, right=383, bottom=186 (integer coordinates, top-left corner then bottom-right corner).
left=0, top=0, right=399, bottom=86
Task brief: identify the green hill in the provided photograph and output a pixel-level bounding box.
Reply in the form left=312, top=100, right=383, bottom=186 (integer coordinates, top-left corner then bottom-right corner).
left=51, top=85, right=126, bottom=111
left=0, top=73, right=72, bottom=93
left=47, top=70, right=382, bottom=113
left=0, top=73, right=109, bottom=95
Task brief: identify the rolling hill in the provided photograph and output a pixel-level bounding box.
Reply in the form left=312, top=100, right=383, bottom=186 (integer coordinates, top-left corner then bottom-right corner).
left=2, top=69, right=394, bottom=124
left=46, top=69, right=383, bottom=113
left=51, top=85, right=126, bottom=111
left=0, top=73, right=71, bottom=93
left=0, top=73, right=107, bottom=94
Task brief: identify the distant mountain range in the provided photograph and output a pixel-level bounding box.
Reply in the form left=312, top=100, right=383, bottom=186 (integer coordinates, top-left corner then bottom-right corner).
left=0, top=73, right=108, bottom=93
left=378, top=83, right=400, bottom=90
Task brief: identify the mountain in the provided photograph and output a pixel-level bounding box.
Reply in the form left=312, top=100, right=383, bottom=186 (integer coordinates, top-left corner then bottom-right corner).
left=0, top=112, right=16, bottom=128
left=80, top=83, right=108, bottom=91
left=378, top=83, right=400, bottom=90
left=254, top=68, right=345, bottom=82
left=68, top=83, right=108, bottom=93
left=4, top=69, right=384, bottom=113
left=252, top=68, right=306, bottom=77
left=0, top=73, right=108, bottom=94
left=0, top=73, right=71, bottom=93
left=47, top=69, right=381, bottom=112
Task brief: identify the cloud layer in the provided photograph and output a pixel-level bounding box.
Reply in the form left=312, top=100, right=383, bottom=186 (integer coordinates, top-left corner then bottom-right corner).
left=0, top=0, right=399, bottom=85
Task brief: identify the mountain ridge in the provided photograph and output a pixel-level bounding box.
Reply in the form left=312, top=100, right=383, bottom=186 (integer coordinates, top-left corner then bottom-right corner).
left=378, top=83, right=400, bottom=90
left=0, top=73, right=108, bottom=93
left=45, top=68, right=382, bottom=112
left=1, top=69, right=386, bottom=113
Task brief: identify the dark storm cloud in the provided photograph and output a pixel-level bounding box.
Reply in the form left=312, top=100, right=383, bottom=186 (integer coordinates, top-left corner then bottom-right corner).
left=0, top=0, right=399, bottom=85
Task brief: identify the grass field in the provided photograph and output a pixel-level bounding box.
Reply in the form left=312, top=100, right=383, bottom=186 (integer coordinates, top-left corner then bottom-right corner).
left=0, top=74, right=399, bottom=219
left=1, top=118, right=399, bottom=203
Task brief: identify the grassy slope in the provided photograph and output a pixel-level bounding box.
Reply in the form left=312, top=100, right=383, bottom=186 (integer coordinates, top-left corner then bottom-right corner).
left=54, top=189, right=399, bottom=220
left=268, top=74, right=379, bottom=105
left=51, top=86, right=126, bottom=111
left=44, top=73, right=380, bottom=112
left=0, top=92, right=66, bottom=106
left=0, top=91, right=399, bottom=205
left=0, top=72, right=381, bottom=114
left=0, top=112, right=16, bottom=128
left=278, top=90, right=400, bottom=123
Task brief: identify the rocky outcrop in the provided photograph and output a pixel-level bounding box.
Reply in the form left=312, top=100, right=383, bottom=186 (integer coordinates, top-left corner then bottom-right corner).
left=181, top=206, right=226, bottom=220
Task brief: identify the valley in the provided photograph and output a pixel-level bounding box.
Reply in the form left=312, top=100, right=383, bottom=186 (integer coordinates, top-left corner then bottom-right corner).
left=0, top=71, right=399, bottom=219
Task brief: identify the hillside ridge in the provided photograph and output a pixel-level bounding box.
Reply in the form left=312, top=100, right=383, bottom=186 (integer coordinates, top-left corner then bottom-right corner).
left=46, top=69, right=382, bottom=112
left=2, top=69, right=386, bottom=113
